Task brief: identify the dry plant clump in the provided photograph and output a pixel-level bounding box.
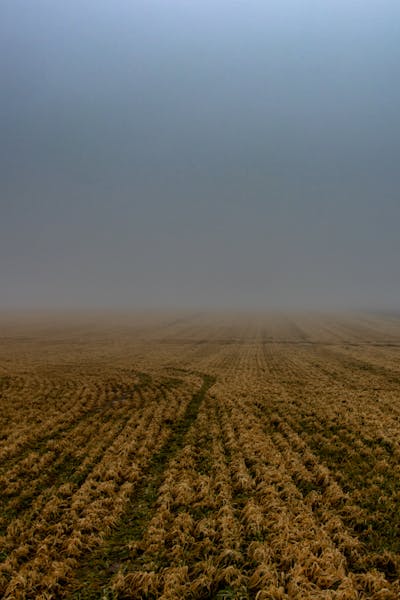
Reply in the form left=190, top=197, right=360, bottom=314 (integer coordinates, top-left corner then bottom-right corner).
left=0, top=312, right=400, bottom=598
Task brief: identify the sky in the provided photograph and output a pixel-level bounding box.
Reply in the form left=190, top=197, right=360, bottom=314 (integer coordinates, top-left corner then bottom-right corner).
left=1, top=0, right=400, bottom=311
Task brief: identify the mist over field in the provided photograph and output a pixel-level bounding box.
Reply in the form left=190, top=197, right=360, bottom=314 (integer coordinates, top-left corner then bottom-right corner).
left=2, top=6, right=400, bottom=594
left=1, top=0, right=399, bottom=310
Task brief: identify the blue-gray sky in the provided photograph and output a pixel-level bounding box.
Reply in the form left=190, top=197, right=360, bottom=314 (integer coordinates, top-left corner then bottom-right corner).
left=1, top=0, right=399, bottom=310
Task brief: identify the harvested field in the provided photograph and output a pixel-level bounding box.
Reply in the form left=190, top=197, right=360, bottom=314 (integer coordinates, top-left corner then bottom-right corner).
left=1, top=311, right=400, bottom=599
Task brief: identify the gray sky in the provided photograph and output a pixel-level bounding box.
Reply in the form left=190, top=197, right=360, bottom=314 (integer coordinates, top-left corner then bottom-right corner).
left=1, top=0, right=399, bottom=310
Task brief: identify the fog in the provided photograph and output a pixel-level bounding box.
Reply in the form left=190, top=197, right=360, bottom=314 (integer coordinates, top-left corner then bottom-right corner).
left=1, top=1, right=399, bottom=311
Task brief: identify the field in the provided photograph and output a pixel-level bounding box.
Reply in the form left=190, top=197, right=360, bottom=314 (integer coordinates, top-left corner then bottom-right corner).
left=1, top=311, right=400, bottom=599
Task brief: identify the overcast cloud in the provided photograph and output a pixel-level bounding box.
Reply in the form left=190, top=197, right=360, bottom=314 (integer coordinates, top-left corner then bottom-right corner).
left=1, top=0, right=400, bottom=310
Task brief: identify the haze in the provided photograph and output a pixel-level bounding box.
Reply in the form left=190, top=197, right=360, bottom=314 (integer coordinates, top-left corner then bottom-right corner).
left=1, top=0, right=399, bottom=311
